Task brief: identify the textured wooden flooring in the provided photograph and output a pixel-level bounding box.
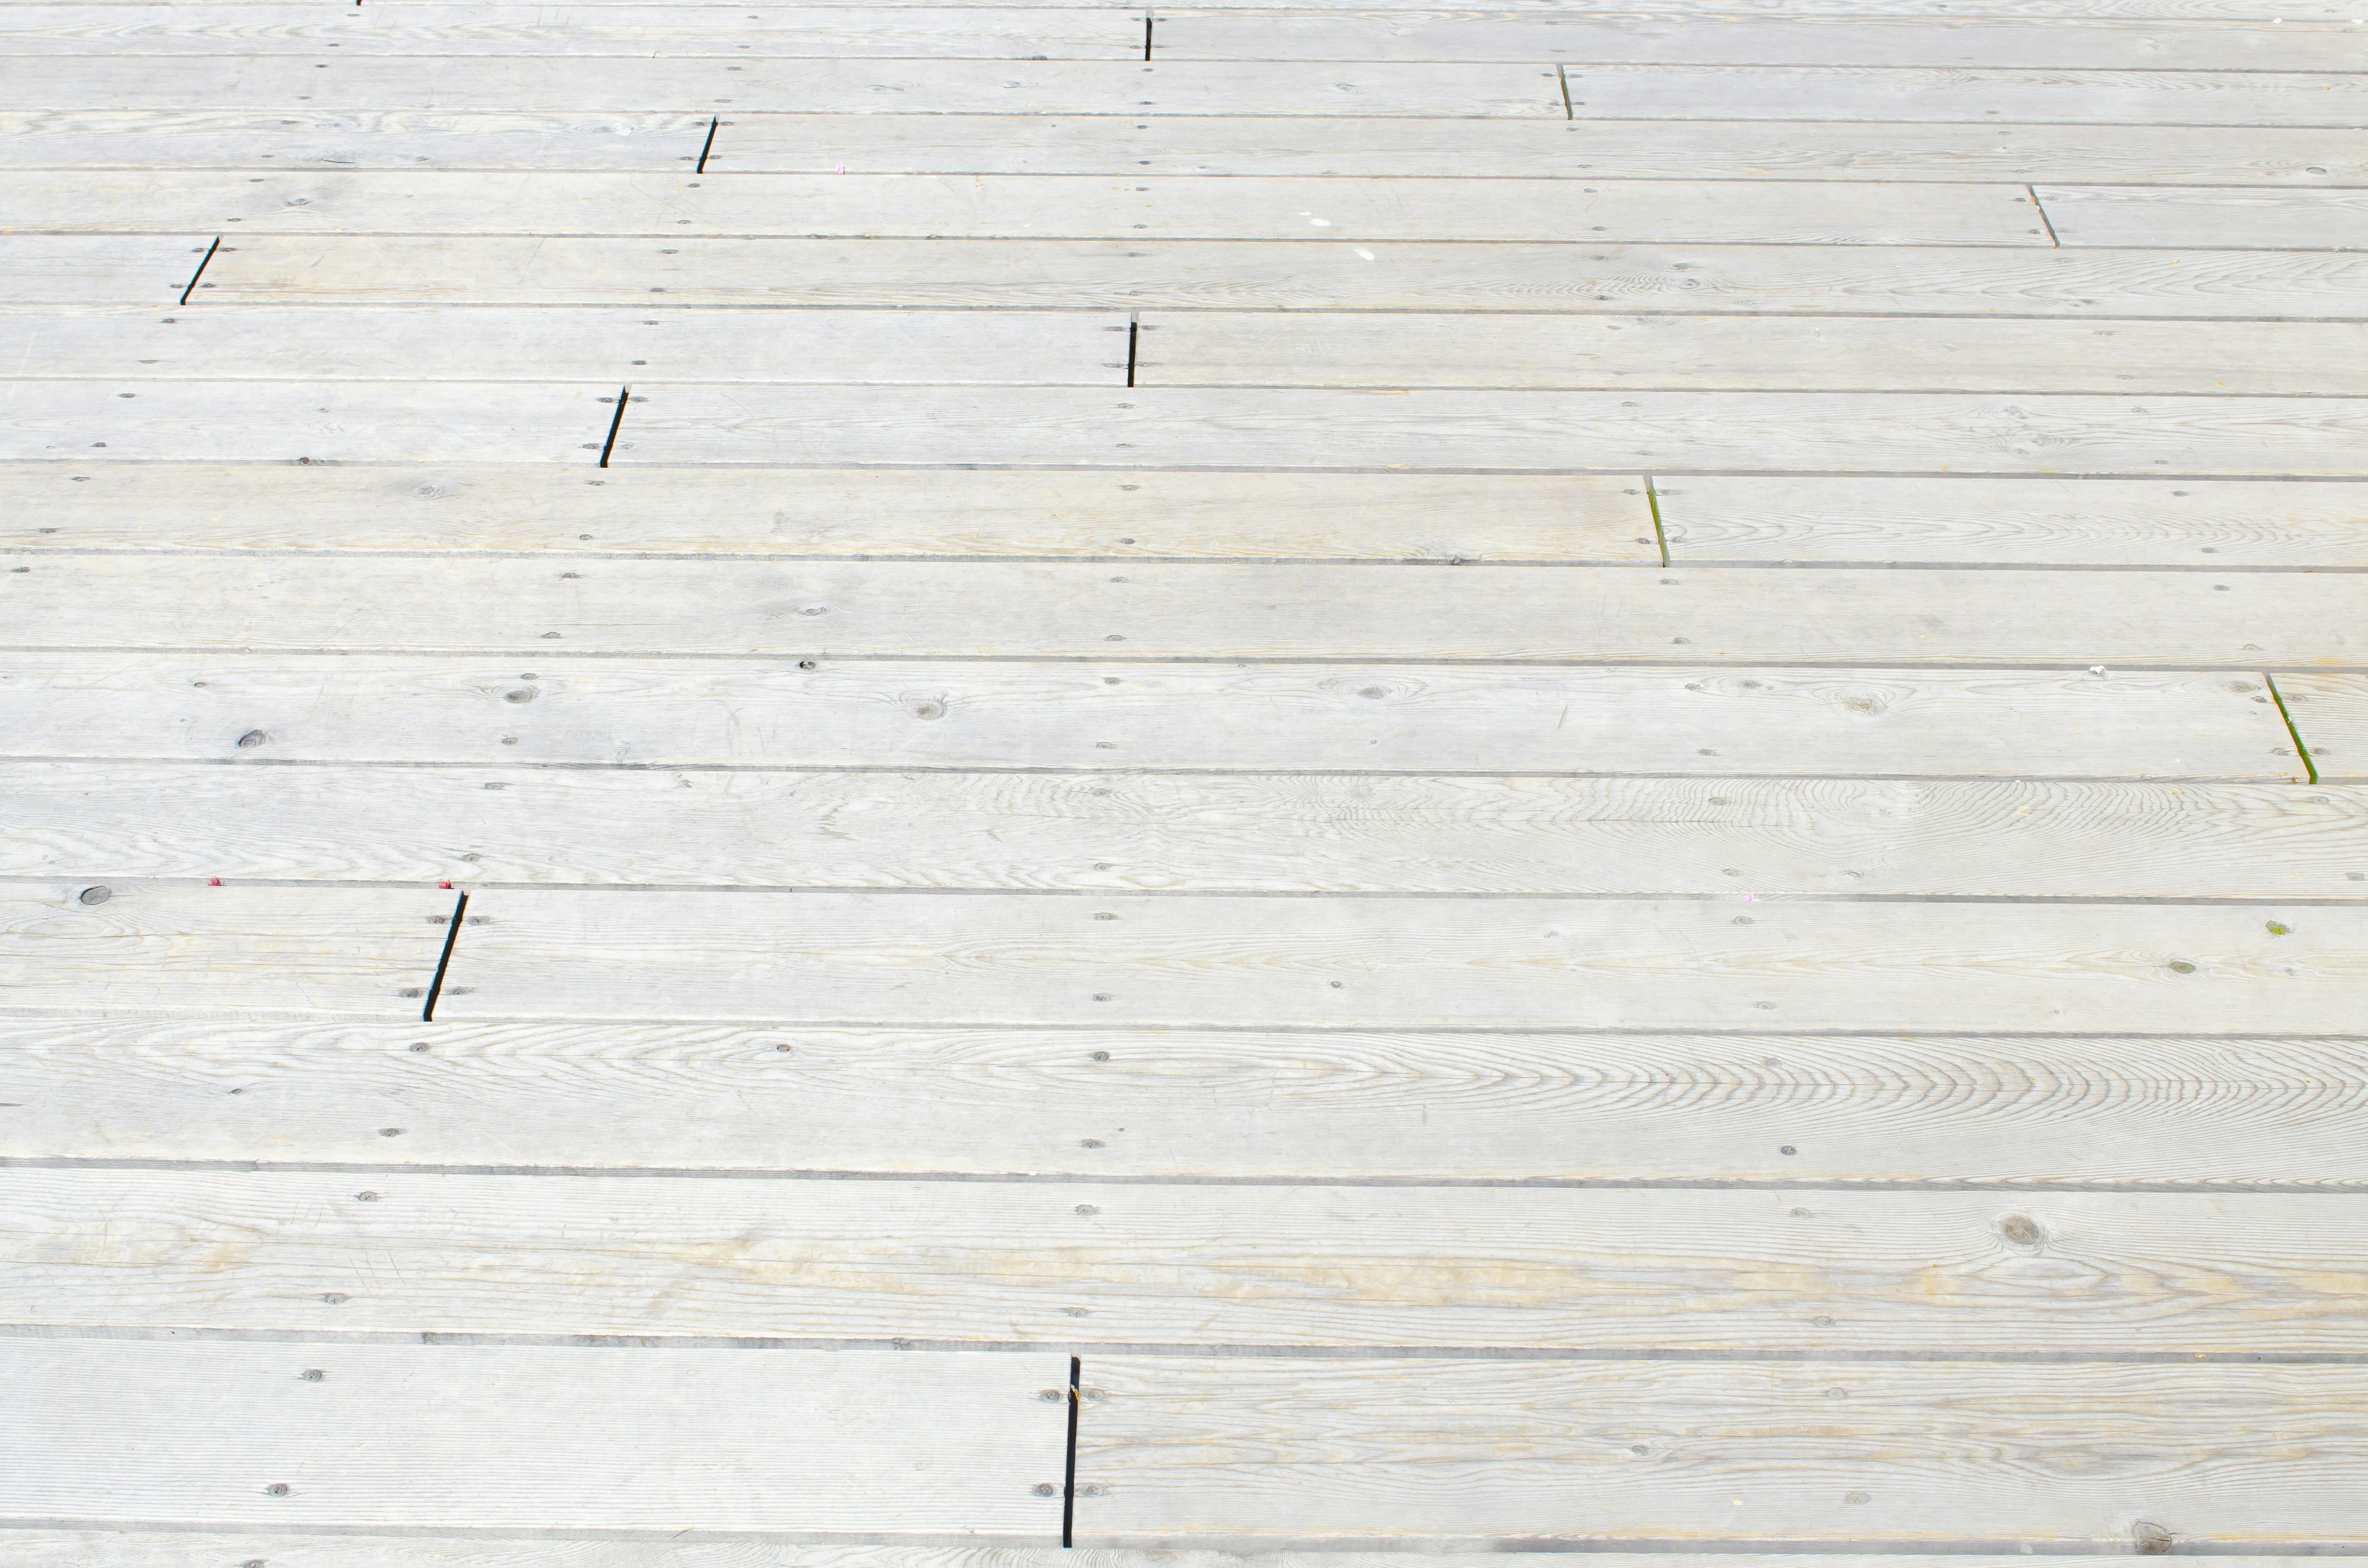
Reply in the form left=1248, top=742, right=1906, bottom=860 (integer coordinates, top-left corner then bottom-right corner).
left=4, top=0, right=2368, bottom=1560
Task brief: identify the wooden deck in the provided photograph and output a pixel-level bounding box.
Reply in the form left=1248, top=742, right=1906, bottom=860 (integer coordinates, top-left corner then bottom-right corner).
left=4, top=0, right=2368, bottom=1559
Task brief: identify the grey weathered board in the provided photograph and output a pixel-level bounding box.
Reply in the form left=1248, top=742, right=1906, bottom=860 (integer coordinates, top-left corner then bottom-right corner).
left=0, top=1338, right=1069, bottom=1537
left=430, top=889, right=2362, bottom=1033
left=6, top=1020, right=2365, bottom=1186
left=3, top=557, right=2359, bottom=666
left=6, top=1167, right=2367, bottom=1349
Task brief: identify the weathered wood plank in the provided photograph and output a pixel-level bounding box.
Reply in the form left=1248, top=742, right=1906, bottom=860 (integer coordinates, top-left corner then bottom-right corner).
left=1153, top=12, right=2368, bottom=69
left=0, top=379, right=607, bottom=462
left=0, top=1339, right=1067, bottom=1537
left=0, top=171, right=2050, bottom=245
left=1655, top=476, right=2368, bottom=565
left=199, top=235, right=2368, bottom=316
left=0, top=1546, right=2316, bottom=1568
left=7, top=1020, right=2366, bottom=1186
left=4, top=557, right=2359, bottom=667
left=1550, top=63, right=2368, bottom=125
left=0, top=234, right=214, bottom=305
left=0, top=110, right=718, bottom=171
left=2043, top=184, right=2368, bottom=248
left=0, top=306, right=1124, bottom=384
left=9, top=1169, right=2368, bottom=1350
left=2261, top=673, right=2368, bottom=781
left=1075, top=1358, right=2368, bottom=1546
left=0, top=465, right=1653, bottom=560
left=0, top=6, right=1148, bottom=58
left=436, top=890, right=2364, bottom=1033
left=12, top=769, right=2354, bottom=890
left=710, top=113, right=2368, bottom=184
left=618, top=386, right=2368, bottom=477
left=2, top=57, right=1563, bottom=116
left=1136, top=313, right=2368, bottom=394
left=0, top=883, right=451, bottom=1019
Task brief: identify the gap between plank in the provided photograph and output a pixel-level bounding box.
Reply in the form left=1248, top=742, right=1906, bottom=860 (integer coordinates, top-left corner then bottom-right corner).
left=175, top=237, right=219, bottom=307
left=1141, top=14, right=1153, bottom=61
left=694, top=116, right=719, bottom=176
left=1558, top=63, right=1575, bottom=120
left=1125, top=314, right=1139, bottom=388
left=2266, top=672, right=2321, bottom=784
left=1063, top=1353, right=1082, bottom=1548
left=419, top=889, right=467, bottom=1024
left=595, top=384, right=630, bottom=469
left=2028, top=184, right=2062, bottom=247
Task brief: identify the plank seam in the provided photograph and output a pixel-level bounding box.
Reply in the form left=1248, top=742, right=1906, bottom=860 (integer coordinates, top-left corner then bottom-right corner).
left=694, top=115, right=719, bottom=176
left=173, top=236, right=218, bottom=307
left=2028, top=183, right=2063, bottom=246
left=1643, top=474, right=1669, bottom=566
left=419, top=889, right=467, bottom=1024
left=595, top=383, right=630, bottom=469
left=2267, top=672, right=2322, bottom=784
left=1063, top=1353, right=1082, bottom=1548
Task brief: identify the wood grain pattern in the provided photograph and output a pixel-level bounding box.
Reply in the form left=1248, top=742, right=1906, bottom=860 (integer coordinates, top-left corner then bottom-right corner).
left=0, top=170, right=2050, bottom=245
left=709, top=115, right=2368, bottom=184
left=1075, top=1357, right=2368, bottom=1545
left=0, top=1547, right=2315, bottom=1568
left=6, top=1020, right=2366, bottom=1185
left=2043, top=184, right=2368, bottom=249
left=434, top=889, right=2366, bottom=1033
left=10, top=768, right=2355, bottom=892
left=0, top=883, right=452, bottom=1019
left=0, top=6, right=1148, bottom=58
left=1135, top=312, right=2368, bottom=394
left=0, top=464, right=1653, bottom=560
left=0, top=109, right=715, bottom=170
left=4, top=557, right=2359, bottom=667
left=0, top=1338, right=1068, bottom=1536
left=1655, top=475, right=2368, bottom=565
left=0, top=305, right=1124, bottom=384
left=0, top=233, right=214, bottom=304
left=9, top=1168, right=2368, bottom=1350
left=200, top=234, right=2368, bottom=316
left=612, top=385, right=2368, bottom=476
left=1153, top=13, right=2368, bottom=70
left=0, top=379, right=602, bottom=462
left=5, top=57, right=1564, bottom=116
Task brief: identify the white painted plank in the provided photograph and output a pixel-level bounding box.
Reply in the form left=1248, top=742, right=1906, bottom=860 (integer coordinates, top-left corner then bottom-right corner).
left=0, top=379, right=606, bottom=461
left=13, top=768, right=2356, bottom=890
left=7, top=1020, right=2367, bottom=1185
left=1655, top=475, right=2368, bottom=565
left=1075, top=1357, right=2368, bottom=1546
left=1, top=1547, right=2321, bottom=1568
left=200, top=235, right=2368, bottom=317
left=710, top=113, right=2368, bottom=184
left=4, top=557, right=2360, bottom=667
left=0, top=1338, right=1067, bottom=1537
left=0, top=883, right=451, bottom=1019
left=1136, top=313, right=2368, bottom=394
left=2261, top=673, right=2368, bottom=781
left=1153, top=12, right=2368, bottom=69
left=0, top=6, right=1146, bottom=58
left=0, top=109, right=715, bottom=171
left=0, top=171, right=2050, bottom=245
left=10, top=1170, right=2368, bottom=1351
left=614, top=385, right=2368, bottom=477
left=437, top=889, right=2367, bottom=1032
left=4, top=57, right=1563, bottom=117
left=1552, top=62, right=2368, bottom=124
left=0, top=465, right=1656, bottom=560
left=0, top=306, right=1123, bottom=385
left=2044, top=184, right=2368, bottom=248
left=0, top=234, right=214, bottom=305
left=0, top=656, right=2296, bottom=776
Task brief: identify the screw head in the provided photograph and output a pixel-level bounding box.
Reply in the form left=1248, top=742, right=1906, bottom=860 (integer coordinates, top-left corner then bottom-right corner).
left=78, top=885, right=112, bottom=905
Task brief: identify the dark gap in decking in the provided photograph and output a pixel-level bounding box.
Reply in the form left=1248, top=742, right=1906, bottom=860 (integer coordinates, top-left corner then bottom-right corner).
left=419, top=889, right=467, bottom=1022
left=596, top=384, right=630, bottom=467
left=1062, top=1353, right=1082, bottom=1546
left=175, top=237, right=220, bottom=306
left=2028, top=184, right=2062, bottom=246
left=696, top=117, right=720, bottom=175
left=1558, top=64, right=1575, bottom=120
